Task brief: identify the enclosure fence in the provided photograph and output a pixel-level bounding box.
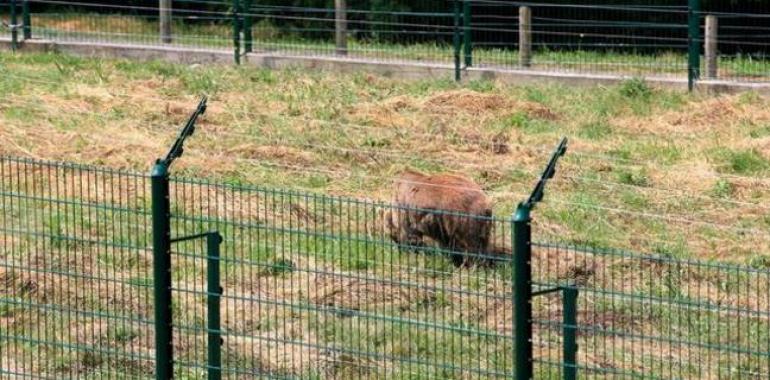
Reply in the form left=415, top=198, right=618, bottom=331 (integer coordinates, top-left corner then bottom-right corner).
left=3, top=0, right=770, bottom=87
left=2, top=135, right=770, bottom=378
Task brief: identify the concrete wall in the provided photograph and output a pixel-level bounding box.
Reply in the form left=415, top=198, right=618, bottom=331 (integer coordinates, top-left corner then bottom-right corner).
left=1, top=38, right=768, bottom=95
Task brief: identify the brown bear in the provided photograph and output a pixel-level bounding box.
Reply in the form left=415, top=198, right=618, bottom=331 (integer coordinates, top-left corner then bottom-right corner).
left=384, top=170, right=495, bottom=266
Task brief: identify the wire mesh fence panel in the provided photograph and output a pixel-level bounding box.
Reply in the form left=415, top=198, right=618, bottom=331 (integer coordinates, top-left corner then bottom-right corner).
left=471, top=1, right=690, bottom=77
left=27, top=0, right=233, bottom=50
left=531, top=241, right=770, bottom=379
left=700, top=1, right=770, bottom=83
left=9, top=0, right=770, bottom=84
left=243, top=0, right=457, bottom=64
left=0, top=156, right=154, bottom=379
left=168, top=177, right=515, bottom=379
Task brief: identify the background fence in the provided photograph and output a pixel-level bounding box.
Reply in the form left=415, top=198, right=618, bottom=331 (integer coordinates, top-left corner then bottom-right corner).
left=2, top=151, right=770, bottom=379
left=3, top=0, right=770, bottom=86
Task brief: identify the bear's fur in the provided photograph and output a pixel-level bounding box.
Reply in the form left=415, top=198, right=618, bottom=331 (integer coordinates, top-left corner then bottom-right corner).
left=385, top=170, right=495, bottom=266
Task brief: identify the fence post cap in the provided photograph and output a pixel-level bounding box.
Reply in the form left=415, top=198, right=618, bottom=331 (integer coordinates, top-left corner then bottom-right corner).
left=151, top=160, right=169, bottom=177
left=513, top=202, right=531, bottom=222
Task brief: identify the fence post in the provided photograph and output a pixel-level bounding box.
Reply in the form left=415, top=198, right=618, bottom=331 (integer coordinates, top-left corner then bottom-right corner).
left=519, top=6, right=532, bottom=68
left=687, top=0, right=701, bottom=91
left=160, top=0, right=172, bottom=43
left=335, top=0, right=347, bottom=56
left=207, top=232, right=223, bottom=380
left=463, top=0, right=472, bottom=67
left=453, top=0, right=461, bottom=81
left=243, top=0, right=253, bottom=53
left=704, top=15, right=717, bottom=79
left=151, top=161, right=174, bottom=380
left=513, top=204, right=533, bottom=380
left=232, top=0, right=241, bottom=64
left=562, top=286, right=578, bottom=380
left=22, top=0, right=30, bottom=40
left=10, top=0, right=18, bottom=51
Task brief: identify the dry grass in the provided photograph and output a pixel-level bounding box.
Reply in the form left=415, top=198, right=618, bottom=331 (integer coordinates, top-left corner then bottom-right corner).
left=3, top=54, right=770, bottom=256
left=3, top=54, right=768, bottom=263
left=2, top=52, right=770, bottom=379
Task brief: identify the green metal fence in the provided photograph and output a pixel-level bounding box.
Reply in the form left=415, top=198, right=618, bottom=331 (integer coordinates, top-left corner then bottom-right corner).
left=4, top=0, right=770, bottom=86
left=3, top=150, right=770, bottom=379
left=0, top=156, right=155, bottom=378
left=13, top=0, right=233, bottom=49
left=531, top=242, right=770, bottom=379
left=168, top=178, right=516, bottom=378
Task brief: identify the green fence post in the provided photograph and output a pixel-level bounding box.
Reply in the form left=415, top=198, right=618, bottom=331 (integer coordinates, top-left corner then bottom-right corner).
left=562, top=286, right=578, bottom=380
left=207, top=232, right=223, bottom=380
left=453, top=0, right=461, bottom=81
left=151, top=161, right=174, bottom=380
left=10, top=0, right=18, bottom=51
left=688, top=0, right=701, bottom=91
left=232, top=0, right=241, bottom=64
left=22, top=0, right=30, bottom=40
left=463, top=0, right=472, bottom=67
left=513, top=203, right=533, bottom=380
left=243, top=0, right=253, bottom=54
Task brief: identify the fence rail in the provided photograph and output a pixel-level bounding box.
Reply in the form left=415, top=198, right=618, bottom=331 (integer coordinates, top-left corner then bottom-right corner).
left=2, top=0, right=770, bottom=87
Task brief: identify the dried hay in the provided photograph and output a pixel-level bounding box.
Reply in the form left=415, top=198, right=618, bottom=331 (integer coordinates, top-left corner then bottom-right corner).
left=422, top=90, right=511, bottom=115
left=224, top=326, right=326, bottom=376
left=226, top=144, right=316, bottom=164
left=347, top=96, right=419, bottom=129
left=422, top=89, right=558, bottom=120
left=311, top=275, right=422, bottom=312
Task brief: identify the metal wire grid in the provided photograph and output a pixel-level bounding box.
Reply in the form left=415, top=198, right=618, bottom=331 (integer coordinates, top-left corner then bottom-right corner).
left=470, top=1, right=689, bottom=76
left=0, top=156, right=155, bottom=379
left=243, top=2, right=457, bottom=64
left=8, top=0, right=769, bottom=82
left=3, top=155, right=770, bottom=379
left=697, top=1, right=770, bottom=83
left=531, top=241, right=770, bottom=379
left=167, top=176, right=515, bottom=379
left=7, top=0, right=687, bottom=75
left=29, top=0, right=234, bottom=50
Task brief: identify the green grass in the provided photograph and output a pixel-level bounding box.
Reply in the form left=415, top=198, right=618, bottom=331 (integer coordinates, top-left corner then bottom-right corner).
left=712, top=148, right=770, bottom=175
left=0, top=50, right=767, bottom=262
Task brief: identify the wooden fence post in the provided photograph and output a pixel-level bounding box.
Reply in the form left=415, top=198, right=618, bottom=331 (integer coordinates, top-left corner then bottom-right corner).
left=335, top=0, right=347, bottom=56
left=519, top=6, right=532, bottom=68
left=705, top=15, right=718, bottom=79
left=160, top=0, right=172, bottom=43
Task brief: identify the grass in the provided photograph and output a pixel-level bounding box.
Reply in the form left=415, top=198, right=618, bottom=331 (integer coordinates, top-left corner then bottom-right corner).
left=1, top=50, right=770, bottom=379
left=2, top=50, right=770, bottom=260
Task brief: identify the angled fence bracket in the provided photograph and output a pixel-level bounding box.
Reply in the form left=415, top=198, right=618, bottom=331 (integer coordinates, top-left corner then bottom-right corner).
left=512, top=137, right=568, bottom=380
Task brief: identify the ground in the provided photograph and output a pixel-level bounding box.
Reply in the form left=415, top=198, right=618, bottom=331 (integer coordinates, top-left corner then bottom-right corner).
left=1, top=51, right=769, bottom=265
left=1, top=51, right=770, bottom=379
